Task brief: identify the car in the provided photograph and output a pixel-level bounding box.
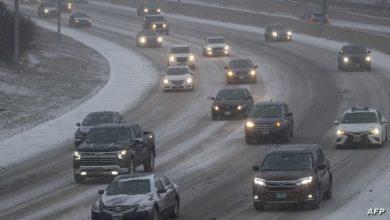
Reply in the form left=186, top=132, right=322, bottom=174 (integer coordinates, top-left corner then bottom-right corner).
left=162, top=65, right=194, bottom=91
left=136, top=30, right=163, bottom=48
left=264, top=24, right=292, bottom=42
left=91, top=173, right=179, bottom=220
left=245, top=101, right=293, bottom=144
left=334, top=107, right=387, bottom=148
left=167, top=44, right=196, bottom=69
left=137, top=3, right=161, bottom=16
left=252, top=144, right=332, bottom=210
left=38, top=2, right=58, bottom=18
left=225, top=59, right=258, bottom=84
left=74, top=111, right=126, bottom=147
left=73, top=123, right=156, bottom=183
left=202, top=36, right=230, bottom=57
left=299, top=13, right=330, bottom=24
left=210, top=88, right=254, bottom=120
left=69, top=13, right=92, bottom=27
left=338, top=45, right=372, bottom=71
left=43, top=0, right=72, bottom=12
left=143, top=15, right=169, bottom=35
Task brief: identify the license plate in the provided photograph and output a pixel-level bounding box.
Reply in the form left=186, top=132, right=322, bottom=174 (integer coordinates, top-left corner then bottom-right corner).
left=261, top=130, right=270, bottom=135
left=353, top=137, right=361, bottom=142
left=239, top=76, right=246, bottom=80
left=355, top=64, right=361, bottom=67
left=275, top=192, right=287, bottom=199
left=224, top=111, right=231, bottom=116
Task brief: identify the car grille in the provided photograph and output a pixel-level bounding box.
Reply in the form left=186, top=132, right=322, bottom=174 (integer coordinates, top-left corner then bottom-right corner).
left=266, top=180, right=297, bottom=190
left=104, top=205, right=137, bottom=213
left=255, top=124, right=276, bottom=131
left=344, top=133, right=371, bottom=145
left=220, top=105, right=237, bottom=111
left=351, top=57, right=364, bottom=63
left=213, top=47, right=224, bottom=52
left=176, top=57, right=188, bottom=62
left=80, top=152, right=118, bottom=166
left=172, top=80, right=184, bottom=85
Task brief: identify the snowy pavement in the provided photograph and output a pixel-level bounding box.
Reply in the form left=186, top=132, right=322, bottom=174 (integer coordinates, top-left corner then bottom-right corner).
left=0, top=18, right=157, bottom=168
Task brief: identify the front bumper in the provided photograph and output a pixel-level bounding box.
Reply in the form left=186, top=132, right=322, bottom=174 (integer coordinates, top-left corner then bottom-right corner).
left=206, top=48, right=229, bottom=56
left=336, top=131, right=381, bottom=146
left=340, top=60, right=370, bottom=70
left=212, top=106, right=246, bottom=118
left=268, top=34, right=292, bottom=41
left=138, top=39, right=162, bottom=47
left=226, top=73, right=257, bottom=82
left=168, top=58, right=195, bottom=67
left=163, top=81, right=193, bottom=91
left=253, top=184, right=315, bottom=205
left=245, top=126, right=288, bottom=140
left=72, top=21, right=92, bottom=27
left=74, top=166, right=129, bottom=176
left=92, top=208, right=154, bottom=220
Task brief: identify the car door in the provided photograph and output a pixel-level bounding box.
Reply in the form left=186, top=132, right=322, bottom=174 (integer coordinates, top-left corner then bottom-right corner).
left=154, top=177, right=170, bottom=216
left=160, top=175, right=175, bottom=209
left=284, top=104, right=293, bottom=129
left=245, top=89, right=254, bottom=112
left=134, top=125, right=148, bottom=161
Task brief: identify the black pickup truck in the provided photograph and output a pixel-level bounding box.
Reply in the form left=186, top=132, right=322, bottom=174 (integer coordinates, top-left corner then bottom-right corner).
left=73, top=123, right=155, bottom=183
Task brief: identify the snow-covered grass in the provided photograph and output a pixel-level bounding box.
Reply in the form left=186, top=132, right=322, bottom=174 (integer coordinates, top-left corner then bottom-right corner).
left=0, top=18, right=157, bottom=168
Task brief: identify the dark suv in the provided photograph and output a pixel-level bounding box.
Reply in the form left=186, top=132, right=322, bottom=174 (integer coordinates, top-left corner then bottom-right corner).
left=252, top=144, right=332, bottom=210
left=225, top=59, right=258, bottom=84
left=264, top=24, right=292, bottom=42
left=143, top=15, right=169, bottom=35
left=338, top=45, right=372, bottom=71
left=210, top=88, right=254, bottom=120
left=245, top=101, right=293, bottom=144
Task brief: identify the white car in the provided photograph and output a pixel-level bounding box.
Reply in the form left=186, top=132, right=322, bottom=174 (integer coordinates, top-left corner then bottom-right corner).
left=202, top=36, right=230, bottom=57
left=162, top=65, right=194, bottom=91
left=167, top=45, right=196, bottom=69
left=334, top=107, right=388, bottom=148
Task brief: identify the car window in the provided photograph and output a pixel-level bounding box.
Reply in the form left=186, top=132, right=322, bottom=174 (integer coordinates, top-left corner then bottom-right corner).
left=216, top=90, right=245, bottom=100
left=154, top=178, right=164, bottom=191
left=160, top=175, right=171, bottom=187
left=171, top=47, right=190, bottom=54
left=85, top=127, right=129, bottom=144
left=207, top=38, right=225, bottom=44
left=229, top=60, right=253, bottom=68
left=166, top=67, right=189, bottom=75
left=133, top=125, right=143, bottom=138
left=318, top=149, right=325, bottom=164
left=340, top=112, right=378, bottom=124
left=261, top=153, right=313, bottom=171
left=251, top=104, right=283, bottom=118
left=106, top=179, right=151, bottom=195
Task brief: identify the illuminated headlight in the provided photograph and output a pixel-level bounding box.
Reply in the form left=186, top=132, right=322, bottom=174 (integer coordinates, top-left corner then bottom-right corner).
left=272, top=31, right=277, bottom=37
left=250, top=70, right=256, bottom=76
left=144, top=8, right=148, bottom=13
left=254, top=178, right=266, bottom=186
left=214, top=106, right=219, bottom=111
left=336, top=129, right=344, bottom=136
left=366, top=56, right=371, bottom=62
left=189, top=55, right=195, bottom=61
left=139, top=37, right=146, bottom=44
left=111, top=171, right=118, bottom=175
left=227, top=71, right=233, bottom=76
left=246, top=121, right=255, bottom=128
left=371, top=128, right=379, bottom=135
left=163, top=78, right=169, bottom=84
left=224, top=45, right=229, bottom=50
left=118, top=150, right=127, bottom=159
left=80, top=171, right=87, bottom=176
left=297, top=176, right=313, bottom=185
left=92, top=201, right=100, bottom=212
left=186, top=78, right=192, bottom=84
left=74, top=151, right=81, bottom=160
left=67, top=3, right=71, bottom=9
left=157, top=8, right=161, bottom=12
left=157, top=37, right=163, bottom=42
left=237, top=105, right=242, bottom=110
left=75, top=20, right=79, bottom=23
left=343, top=57, right=349, bottom=63
left=287, top=31, right=292, bottom=36
left=152, top=24, right=156, bottom=29
left=207, top=47, right=212, bottom=51
left=169, top=56, right=175, bottom=62
left=275, top=121, right=281, bottom=127
left=88, top=19, right=92, bottom=23
left=162, top=23, right=166, bottom=28
left=44, top=8, right=49, bottom=13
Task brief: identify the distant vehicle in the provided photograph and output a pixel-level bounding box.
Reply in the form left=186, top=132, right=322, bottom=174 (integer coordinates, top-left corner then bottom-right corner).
left=225, top=59, right=258, bottom=84
left=91, top=173, right=179, bottom=220
left=43, top=0, right=72, bottom=12
left=137, top=3, right=161, bottom=16
left=143, top=15, right=169, bottom=35
left=167, top=45, right=196, bottom=69
left=334, top=107, right=387, bottom=148
left=338, top=45, right=372, bottom=71
left=252, top=144, right=332, bottom=210
left=73, top=123, right=155, bottom=183
left=136, top=30, right=163, bottom=47
left=210, top=88, right=254, bottom=120
left=162, top=65, right=194, bottom=91
left=69, top=13, right=92, bottom=27
left=38, top=2, right=58, bottom=18
left=202, top=37, right=230, bottom=57
left=264, top=24, right=292, bottom=42
left=245, top=101, right=293, bottom=144
left=74, top=111, right=126, bottom=147
left=299, top=13, right=330, bottom=24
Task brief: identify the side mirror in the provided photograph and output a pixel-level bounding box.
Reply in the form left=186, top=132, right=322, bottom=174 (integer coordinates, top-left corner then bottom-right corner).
left=208, top=97, right=215, bottom=100
left=98, top=190, right=104, bottom=195
left=134, top=138, right=143, bottom=144
left=157, top=188, right=166, bottom=194
left=318, top=164, right=326, bottom=170
left=253, top=65, right=258, bottom=68
left=252, top=165, right=260, bottom=171
left=333, top=120, right=339, bottom=125
left=381, top=119, right=387, bottom=124
left=287, top=112, right=293, bottom=117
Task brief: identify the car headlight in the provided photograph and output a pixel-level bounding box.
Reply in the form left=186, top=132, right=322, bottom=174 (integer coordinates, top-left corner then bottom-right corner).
left=343, top=57, right=349, bottom=63
left=272, top=31, right=277, bottom=37
left=189, top=55, right=195, bottom=61
left=246, top=121, right=255, bottom=128
left=371, top=128, right=379, bottom=135
left=75, top=20, right=79, bottom=23
left=250, top=70, right=256, bottom=76
left=88, top=19, right=92, bottom=23
left=139, top=37, right=146, bottom=43
left=207, top=47, right=212, bottom=51
left=336, top=129, right=344, bottom=136
left=137, top=203, right=153, bottom=211
left=186, top=78, right=192, bottom=83
left=169, top=56, right=175, bottom=62
left=163, top=78, right=169, bottom=84
left=275, top=121, right=281, bottom=127
left=287, top=31, right=292, bottom=36
left=157, top=8, right=161, bottom=12
left=157, top=36, right=163, bottom=42
left=225, top=45, right=229, bottom=50
left=74, top=151, right=81, bottom=160
left=44, top=8, right=49, bottom=13
left=214, top=106, right=219, bottom=111
left=227, top=71, right=233, bottom=76
left=144, top=8, right=148, bottom=13
left=254, top=178, right=266, bottom=186
left=366, top=56, right=371, bottom=62
left=67, top=3, right=71, bottom=9
left=118, top=150, right=127, bottom=159
left=92, top=201, right=100, bottom=212
left=163, top=23, right=167, bottom=28
left=297, top=176, right=313, bottom=185
left=237, top=105, right=242, bottom=110
left=152, top=24, right=156, bottom=29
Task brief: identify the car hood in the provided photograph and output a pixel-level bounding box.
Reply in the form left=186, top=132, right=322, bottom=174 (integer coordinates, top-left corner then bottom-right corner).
left=77, top=143, right=127, bottom=152
left=339, top=123, right=379, bottom=132
left=249, top=117, right=283, bottom=125
left=170, top=53, right=190, bottom=58
left=343, top=54, right=368, bottom=58
left=257, top=170, right=314, bottom=181
left=45, top=7, right=57, bottom=10
left=229, top=67, right=252, bottom=74
left=74, top=17, right=90, bottom=21
left=150, top=21, right=166, bottom=25
left=79, top=126, right=93, bottom=134
left=206, top=43, right=227, bottom=48
left=165, top=74, right=191, bottom=81
left=101, top=194, right=152, bottom=207
left=213, top=99, right=246, bottom=106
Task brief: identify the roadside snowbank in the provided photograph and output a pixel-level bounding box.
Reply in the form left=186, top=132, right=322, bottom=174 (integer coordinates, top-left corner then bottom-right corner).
left=0, top=18, right=157, bottom=168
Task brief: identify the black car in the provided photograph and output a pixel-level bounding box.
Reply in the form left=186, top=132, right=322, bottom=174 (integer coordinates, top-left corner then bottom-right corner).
left=211, top=88, right=254, bottom=120
left=252, top=144, right=332, bottom=210
left=136, top=30, right=163, bottom=47
left=338, top=45, right=372, bottom=71
left=38, top=2, right=58, bottom=18
left=69, top=13, right=92, bottom=27
left=92, top=173, right=179, bottom=220
left=73, top=123, right=155, bottom=183
left=74, top=111, right=126, bottom=147
left=245, top=101, right=293, bottom=144
left=143, top=15, right=169, bottom=35
left=137, top=3, right=161, bottom=16
left=225, top=59, right=258, bottom=84
left=264, top=24, right=292, bottom=42
left=43, top=0, right=72, bottom=12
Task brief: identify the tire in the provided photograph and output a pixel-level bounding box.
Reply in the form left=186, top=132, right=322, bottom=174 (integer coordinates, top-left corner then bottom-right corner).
left=245, top=135, right=254, bottom=144
left=264, top=36, right=268, bottom=42
left=323, top=176, right=333, bottom=200
left=253, top=201, right=264, bottom=211
left=211, top=113, right=217, bottom=121
left=169, top=199, right=180, bottom=218
left=152, top=207, right=159, bottom=220
left=311, top=185, right=321, bottom=209
left=336, top=144, right=343, bottom=149
left=367, top=65, right=371, bottom=71
left=74, top=174, right=85, bottom=183
left=283, top=131, right=290, bottom=143
left=129, top=159, right=136, bottom=174
left=143, top=150, right=155, bottom=172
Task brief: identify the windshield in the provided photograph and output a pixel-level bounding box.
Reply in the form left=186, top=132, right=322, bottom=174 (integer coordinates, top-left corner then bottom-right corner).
left=251, top=105, right=283, bottom=118
left=106, top=179, right=151, bottom=195
left=82, top=113, right=115, bottom=126
left=340, top=112, right=378, bottom=124
left=74, top=14, right=88, bottom=18
left=85, top=128, right=129, bottom=144
left=140, top=31, right=157, bottom=36
left=216, top=90, right=244, bottom=100
left=207, top=38, right=225, bottom=44
left=343, top=46, right=367, bottom=54
left=145, top=16, right=164, bottom=22
left=313, top=13, right=326, bottom=18
left=261, top=153, right=313, bottom=171
left=171, top=47, right=190, bottom=54
left=229, top=60, right=253, bottom=68
left=270, top=25, right=287, bottom=31
left=166, top=67, right=189, bottom=75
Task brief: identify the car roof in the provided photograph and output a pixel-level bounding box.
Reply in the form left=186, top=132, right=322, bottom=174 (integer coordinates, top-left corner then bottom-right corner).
left=207, top=36, right=224, bottom=39
left=116, top=173, right=155, bottom=181
left=91, top=123, right=136, bottom=129
left=342, top=44, right=367, bottom=49
left=270, top=144, right=319, bottom=154
left=254, top=100, right=285, bottom=106
left=172, top=44, right=190, bottom=48
left=86, top=111, right=119, bottom=116
left=145, top=14, right=164, bottom=18
left=343, top=107, right=377, bottom=114
left=218, top=88, right=247, bottom=92
left=230, top=58, right=252, bottom=62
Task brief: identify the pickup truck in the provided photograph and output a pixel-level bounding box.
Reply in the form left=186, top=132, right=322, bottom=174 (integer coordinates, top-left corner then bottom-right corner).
left=73, top=123, right=155, bottom=183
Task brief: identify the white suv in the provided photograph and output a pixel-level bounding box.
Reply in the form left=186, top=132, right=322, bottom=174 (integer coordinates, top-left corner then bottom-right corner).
left=202, top=36, right=230, bottom=57
left=162, top=65, right=194, bottom=91
left=334, top=107, right=387, bottom=148
left=167, top=44, right=196, bottom=69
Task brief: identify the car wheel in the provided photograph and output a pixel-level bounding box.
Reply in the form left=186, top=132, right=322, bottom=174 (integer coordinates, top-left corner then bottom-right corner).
left=245, top=135, right=254, bottom=144
left=367, top=65, right=371, bottom=71
left=323, top=176, right=333, bottom=200
left=129, top=159, right=135, bottom=174
left=311, top=185, right=321, bottom=209
left=152, top=207, right=159, bottom=220
left=170, top=199, right=180, bottom=218
left=253, top=201, right=264, bottom=211
left=283, top=131, right=290, bottom=143
left=211, top=113, right=217, bottom=121
left=336, top=144, right=343, bottom=149
left=74, top=174, right=85, bottom=183
left=143, top=151, right=155, bottom=172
